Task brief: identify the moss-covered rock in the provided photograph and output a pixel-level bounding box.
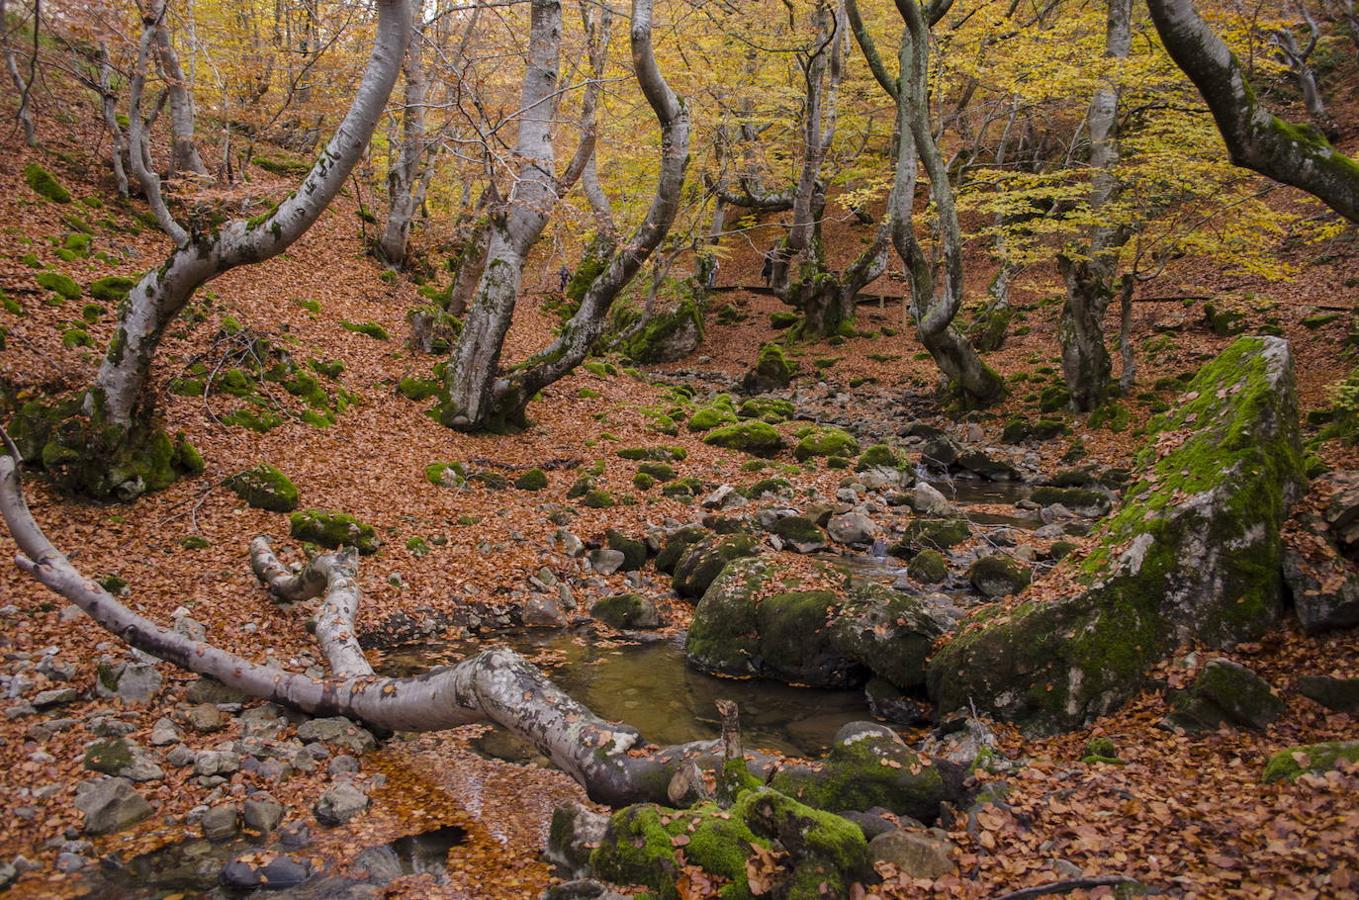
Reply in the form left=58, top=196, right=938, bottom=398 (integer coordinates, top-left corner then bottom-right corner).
left=613, top=297, right=705, bottom=364
left=425, top=461, right=468, bottom=488
left=829, top=584, right=946, bottom=690
left=591, top=593, right=662, bottom=630
left=397, top=376, right=439, bottom=401
left=582, top=489, right=615, bottom=509
left=770, top=722, right=947, bottom=821
left=289, top=509, right=379, bottom=554
left=703, top=421, right=786, bottom=458
left=1164, top=658, right=1285, bottom=733
left=673, top=533, right=761, bottom=599
left=24, top=163, right=71, bottom=203
left=739, top=477, right=790, bottom=499
left=224, top=464, right=299, bottom=512
left=888, top=519, right=971, bottom=558
left=617, top=446, right=687, bottom=462
left=794, top=427, right=859, bottom=463
left=966, top=556, right=1031, bottom=598
left=1262, top=740, right=1359, bottom=783
left=637, top=461, right=676, bottom=482
left=88, top=275, right=137, bottom=302
left=928, top=337, right=1306, bottom=734
left=36, top=271, right=81, bottom=300
left=606, top=529, right=647, bottom=571
left=856, top=444, right=905, bottom=471
left=688, top=404, right=738, bottom=432
left=655, top=526, right=709, bottom=574
left=741, top=343, right=796, bottom=393
left=737, top=396, right=795, bottom=423
left=514, top=468, right=548, bottom=491
left=907, top=549, right=948, bottom=584
left=769, top=515, right=828, bottom=553
left=1030, top=485, right=1110, bottom=514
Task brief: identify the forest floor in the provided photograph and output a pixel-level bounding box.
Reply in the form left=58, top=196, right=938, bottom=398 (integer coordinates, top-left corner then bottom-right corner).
left=1, top=95, right=1359, bottom=898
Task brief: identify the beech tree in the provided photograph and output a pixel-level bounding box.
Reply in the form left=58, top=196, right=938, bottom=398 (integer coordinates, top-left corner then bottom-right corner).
left=849, top=0, right=1005, bottom=408
left=13, top=0, right=413, bottom=500
left=1, top=0, right=36, bottom=146
left=1146, top=0, right=1359, bottom=223
left=437, top=0, right=690, bottom=433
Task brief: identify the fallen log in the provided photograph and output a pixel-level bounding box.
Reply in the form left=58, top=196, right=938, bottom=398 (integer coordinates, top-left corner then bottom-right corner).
left=0, top=444, right=722, bottom=807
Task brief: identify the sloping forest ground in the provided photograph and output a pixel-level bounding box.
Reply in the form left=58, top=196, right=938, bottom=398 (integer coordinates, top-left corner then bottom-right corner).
left=0, top=76, right=1358, bottom=899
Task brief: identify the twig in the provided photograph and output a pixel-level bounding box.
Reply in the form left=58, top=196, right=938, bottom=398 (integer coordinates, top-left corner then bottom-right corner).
left=990, top=875, right=1144, bottom=899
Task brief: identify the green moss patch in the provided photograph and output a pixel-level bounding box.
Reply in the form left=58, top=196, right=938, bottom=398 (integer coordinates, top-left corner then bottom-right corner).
left=289, top=509, right=379, bottom=554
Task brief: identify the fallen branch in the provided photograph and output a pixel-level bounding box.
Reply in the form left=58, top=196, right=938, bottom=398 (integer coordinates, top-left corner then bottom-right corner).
left=990, top=875, right=1144, bottom=899
left=0, top=448, right=722, bottom=807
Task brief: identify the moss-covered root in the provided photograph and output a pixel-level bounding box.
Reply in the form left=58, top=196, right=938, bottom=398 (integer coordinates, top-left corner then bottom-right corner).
left=927, top=337, right=1307, bottom=735
left=289, top=509, right=380, bottom=554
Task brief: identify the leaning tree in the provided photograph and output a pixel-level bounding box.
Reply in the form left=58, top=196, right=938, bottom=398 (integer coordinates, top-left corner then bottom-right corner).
left=11, top=0, right=413, bottom=500
left=435, top=0, right=691, bottom=433
left=1146, top=0, right=1359, bottom=224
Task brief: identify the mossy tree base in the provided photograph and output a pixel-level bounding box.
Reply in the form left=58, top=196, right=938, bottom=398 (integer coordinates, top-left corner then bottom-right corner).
left=8, top=396, right=203, bottom=501
left=927, top=337, right=1306, bottom=734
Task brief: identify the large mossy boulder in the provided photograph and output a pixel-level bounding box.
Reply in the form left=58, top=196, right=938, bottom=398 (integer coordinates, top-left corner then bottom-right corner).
left=613, top=297, right=704, bottom=364
left=225, top=464, right=299, bottom=512
left=928, top=337, right=1306, bottom=734
left=686, top=557, right=866, bottom=688
left=1164, top=658, right=1284, bottom=733
left=770, top=722, right=947, bottom=822
left=1262, top=740, right=1359, bottom=783
left=671, top=533, right=761, bottom=599
left=794, top=427, right=860, bottom=463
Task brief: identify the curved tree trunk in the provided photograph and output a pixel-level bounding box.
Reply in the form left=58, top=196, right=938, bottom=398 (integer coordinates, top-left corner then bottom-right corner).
left=98, top=42, right=131, bottom=198
left=0, top=453, right=730, bottom=808
left=1059, top=0, right=1132, bottom=412
left=34, top=0, right=410, bottom=500
left=462, top=0, right=690, bottom=430
left=891, top=0, right=1003, bottom=408
left=1145, top=0, right=1359, bottom=223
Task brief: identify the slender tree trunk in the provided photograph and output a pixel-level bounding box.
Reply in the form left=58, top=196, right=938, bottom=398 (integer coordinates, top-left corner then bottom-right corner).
left=450, top=0, right=690, bottom=430
left=1, top=0, right=36, bottom=146
left=379, top=0, right=431, bottom=268
left=1059, top=0, right=1132, bottom=412
left=127, top=10, right=190, bottom=245
left=151, top=0, right=208, bottom=177
left=1146, top=0, right=1359, bottom=223
left=1270, top=11, right=1337, bottom=140
left=98, top=42, right=130, bottom=198
left=29, top=0, right=409, bottom=500
left=438, top=0, right=578, bottom=431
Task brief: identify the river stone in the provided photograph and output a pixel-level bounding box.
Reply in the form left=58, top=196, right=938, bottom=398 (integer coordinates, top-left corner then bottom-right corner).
left=521, top=595, right=567, bottom=627
left=605, top=529, right=648, bottom=570
left=185, top=677, right=247, bottom=705
left=1164, top=659, right=1285, bottom=733
left=221, top=853, right=312, bottom=890
left=913, top=482, right=955, bottom=516
left=827, top=511, right=878, bottom=546
left=313, top=782, right=368, bottom=826
left=769, top=722, right=947, bottom=821
left=1283, top=525, right=1359, bottom=633
left=185, top=703, right=225, bottom=733
left=194, top=750, right=241, bottom=777
left=74, top=777, right=152, bottom=835
left=769, top=515, right=829, bottom=553
left=966, top=555, right=1031, bottom=598
left=929, top=337, right=1306, bottom=734
left=97, top=660, right=162, bottom=705
left=1296, top=675, right=1359, bottom=713
left=244, top=795, right=286, bottom=833
left=955, top=449, right=1021, bottom=481
left=201, top=804, right=240, bottom=841
left=149, top=717, right=180, bottom=746
left=546, top=800, right=610, bottom=879
left=297, top=717, right=377, bottom=754
left=869, top=828, right=958, bottom=878
left=686, top=557, right=865, bottom=688
left=590, top=593, right=661, bottom=630
left=587, top=548, right=626, bottom=576
left=32, top=688, right=79, bottom=709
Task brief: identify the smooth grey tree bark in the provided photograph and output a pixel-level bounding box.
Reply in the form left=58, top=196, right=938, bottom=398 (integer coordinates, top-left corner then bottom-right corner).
left=98, top=41, right=131, bottom=198
left=1145, top=0, right=1359, bottom=223
left=127, top=7, right=190, bottom=245
left=866, top=0, right=1003, bottom=408
left=29, top=0, right=410, bottom=500
left=1269, top=5, right=1337, bottom=140
left=150, top=0, right=209, bottom=177
left=1058, top=0, right=1133, bottom=412
left=0, top=451, right=732, bottom=807
left=441, top=0, right=690, bottom=431
left=1, top=0, right=36, bottom=146
left=437, top=0, right=577, bottom=431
